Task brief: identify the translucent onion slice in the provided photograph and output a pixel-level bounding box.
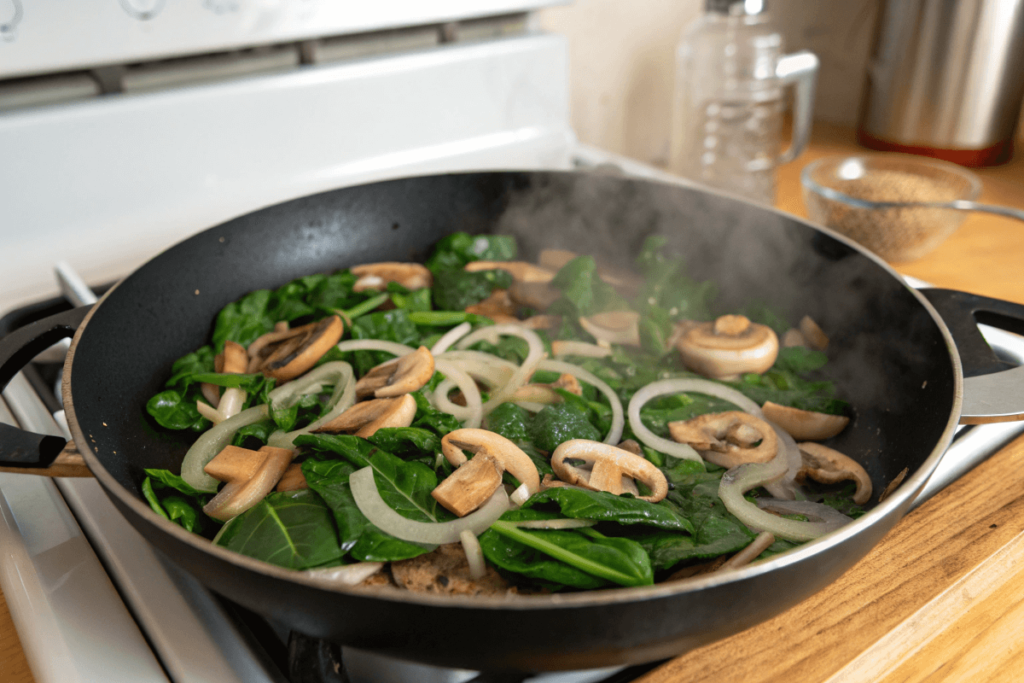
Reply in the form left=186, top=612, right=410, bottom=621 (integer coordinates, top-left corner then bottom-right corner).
left=431, top=322, right=473, bottom=355
left=460, top=529, right=487, bottom=580
left=182, top=404, right=270, bottom=492
left=510, top=400, right=549, bottom=413
left=303, top=562, right=384, bottom=588
left=196, top=400, right=223, bottom=424
left=627, top=379, right=763, bottom=464
left=719, top=460, right=843, bottom=542
left=512, top=518, right=597, bottom=530
left=762, top=422, right=801, bottom=501
left=266, top=362, right=357, bottom=449
left=456, top=324, right=545, bottom=415
left=217, top=387, right=246, bottom=421
left=335, top=339, right=416, bottom=357
left=551, top=340, right=612, bottom=358
left=349, top=467, right=509, bottom=544
left=755, top=499, right=853, bottom=530
left=432, top=359, right=483, bottom=428
left=509, top=483, right=531, bottom=507
left=537, top=359, right=624, bottom=444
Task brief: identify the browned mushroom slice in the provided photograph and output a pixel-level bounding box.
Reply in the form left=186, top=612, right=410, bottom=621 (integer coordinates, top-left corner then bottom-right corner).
left=464, top=290, right=517, bottom=318
left=579, top=310, right=641, bottom=346
left=202, top=445, right=295, bottom=521
left=675, top=314, right=779, bottom=380
left=249, top=316, right=344, bottom=381
left=668, top=411, right=779, bottom=469
left=354, top=346, right=435, bottom=399
left=201, top=340, right=249, bottom=407
left=431, top=453, right=504, bottom=517
left=796, top=442, right=872, bottom=505
left=537, top=249, right=578, bottom=271
left=464, top=260, right=555, bottom=283
left=313, top=394, right=417, bottom=438
left=762, top=401, right=850, bottom=441
left=550, top=439, right=668, bottom=503
left=781, top=328, right=807, bottom=348
left=799, top=315, right=829, bottom=351
left=508, top=281, right=561, bottom=311
left=441, top=429, right=540, bottom=494
left=616, top=439, right=644, bottom=457
left=276, top=462, right=308, bottom=492
left=350, top=262, right=432, bottom=293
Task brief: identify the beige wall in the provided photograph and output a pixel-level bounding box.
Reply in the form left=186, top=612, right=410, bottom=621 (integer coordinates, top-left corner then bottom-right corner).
left=539, top=0, right=881, bottom=165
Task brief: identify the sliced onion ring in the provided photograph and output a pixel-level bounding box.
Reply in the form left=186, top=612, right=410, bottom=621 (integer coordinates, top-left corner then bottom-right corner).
left=456, top=324, right=545, bottom=414
left=719, top=459, right=847, bottom=542
left=431, top=322, right=472, bottom=355
left=266, top=362, right=357, bottom=449
left=432, top=359, right=483, bottom=429
left=460, top=529, right=486, bottom=580
left=537, top=359, right=624, bottom=444
left=335, top=339, right=416, bottom=357
left=762, top=422, right=801, bottom=501
left=627, top=378, right=763, bottom=464
left=755, top=498, right=853, bottom=529
left=349, top=467, right=509, bottom=544
left=182, top=404, right=270, bottom=492
left=303, top=562, right=384, bottom=588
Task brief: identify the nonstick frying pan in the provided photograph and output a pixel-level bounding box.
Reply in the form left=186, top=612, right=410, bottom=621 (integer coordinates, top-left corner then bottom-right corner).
left=3, top=171, right=1024, bottom=673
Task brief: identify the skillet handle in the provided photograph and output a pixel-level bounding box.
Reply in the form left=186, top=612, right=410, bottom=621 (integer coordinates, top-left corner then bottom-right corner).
left=0, top=306, right=91, bottom=468
left=920, top=289, right=1024, bottom=424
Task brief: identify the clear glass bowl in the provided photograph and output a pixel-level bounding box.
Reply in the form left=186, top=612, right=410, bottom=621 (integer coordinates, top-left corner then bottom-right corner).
left=801, top=154, right=982, bottom=262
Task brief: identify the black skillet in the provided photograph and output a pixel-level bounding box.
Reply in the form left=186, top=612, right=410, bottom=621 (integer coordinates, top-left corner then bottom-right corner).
left=3, top=171, right=1024, bottom=673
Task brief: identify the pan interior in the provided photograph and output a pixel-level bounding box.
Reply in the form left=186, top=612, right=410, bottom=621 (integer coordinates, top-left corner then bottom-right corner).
left=70, top=171, right=955, bottom=527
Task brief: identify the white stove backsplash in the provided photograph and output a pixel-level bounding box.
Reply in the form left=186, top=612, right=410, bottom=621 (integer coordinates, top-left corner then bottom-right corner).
left=0, top=32, right=574, bottom=316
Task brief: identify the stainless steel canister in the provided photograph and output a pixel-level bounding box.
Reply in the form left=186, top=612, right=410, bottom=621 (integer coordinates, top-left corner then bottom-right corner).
left=858, top=0, right=1024, bottom=166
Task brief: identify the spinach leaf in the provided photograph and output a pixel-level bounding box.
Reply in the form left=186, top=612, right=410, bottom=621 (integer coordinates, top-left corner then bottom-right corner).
left=146, top=390, right=208, bottom=431
left=431, top=269, right=514, bottom=311
left=387, top=282, right=432, bottom=312
left=634, top=235, right=716, bottom=322
left=425, top=232, right=517, bottom=273
left=141, top=470, right=215, bottom=535
left=486, top=402, right=530, bottom=442
left=411, top=391, right=462, bottom=436
left=348, top=310, right=420, bottom=374
left=368, top=428, right=442, bottom=459
left=528, top=403, right=602, bottom=453
left=301, top=457, right=432, bottom=562
left=550, top=256, right=629, bottom=317
left=487, top=520, right=653, bottom=587
left=213, top=489, right=344, bottom=570
left=522, top=488, right=694, bottom=533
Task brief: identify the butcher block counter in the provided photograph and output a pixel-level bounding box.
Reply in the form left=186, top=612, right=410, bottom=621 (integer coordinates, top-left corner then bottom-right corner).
left=4, top=122, right=1024, bottom=683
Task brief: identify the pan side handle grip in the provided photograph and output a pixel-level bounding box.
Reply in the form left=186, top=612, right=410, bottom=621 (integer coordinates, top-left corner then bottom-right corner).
left=921, top=289, right=1024, bottom=425
left=0, top=306, right=91, bottom=467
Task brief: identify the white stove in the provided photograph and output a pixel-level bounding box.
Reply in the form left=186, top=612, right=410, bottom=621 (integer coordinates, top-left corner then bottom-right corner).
left=3, top=3, right=1024, bottom=682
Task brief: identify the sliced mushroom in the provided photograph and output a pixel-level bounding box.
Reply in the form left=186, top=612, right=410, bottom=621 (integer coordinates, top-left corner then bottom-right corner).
left=550, top=439, right=668, bottom=503
left=796, top=442, right=872, bottom=505
left=799, top=315, right=829, bottom=351
left=675, top=314, right=779, bottom=380
left=441, top=428, right=540, bottom=494
left=537, top=249, right=578, bottom=271
left=202, top=445, right=295, bottom=521
left=465, top=289, right=517, bottom=318
left=313, top=394, right=417, bottom=438
left=508, top=281, right=561, bottom=310
left=762, top=401, right=850, bottom=441
left=668, top=411, right=779, bottom=469
left=616, top=439, right=644, bottom=457
left=201, top=340, right=249, bottom=408
left=781, top=328, right=807, bottom=348
left=354, top=346, right=435, bottom=399
left=579, top=310, right=641, bottom=347
left=276, top=462, right=308, bottom=492
left=464, top=261, right=555, bottom=283
left=350, top=262, right=432, bottom=293
left=509, top=384, right=563, bottom=404
left=248, top=316, right=344, bottom=381
left=431, top=453, right=504, bottom=517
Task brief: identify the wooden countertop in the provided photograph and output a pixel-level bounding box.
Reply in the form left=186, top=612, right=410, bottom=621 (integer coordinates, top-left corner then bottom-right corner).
left=3, top=123, right=1024, bottom=683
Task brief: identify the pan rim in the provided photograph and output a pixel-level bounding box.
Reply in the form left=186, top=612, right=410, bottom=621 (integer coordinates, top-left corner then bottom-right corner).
left=63, top=170, right=964, bottom=611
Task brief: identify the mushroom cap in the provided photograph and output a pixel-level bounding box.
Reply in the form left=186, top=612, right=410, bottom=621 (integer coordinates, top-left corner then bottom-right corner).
left=579, top=310, right=642, bottom=347
left=508, top=281, right=561, bottom=311
left=202, top=445, right=295, bottom=521
left=676, top=315, right=779, bottom=380
left=256, top=316, right=345, bottom=381
left=350, top=262, right=432, bottom=292
left=355, top=346, right=435, bottom=399
left=668, top=411, right=779, bottom=469
left=799, top=315, right=829, bottom=351
left=313, top=394, right=417, bottom=438
left=465, top=289, right=517, bottom=318
left=796, top=442, right=872, bottom=505
left=441, top=428, right=540, bottom=495
left=549, top=439, right=668, bottom=503
left=762, top=401, right=850, bottom=441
